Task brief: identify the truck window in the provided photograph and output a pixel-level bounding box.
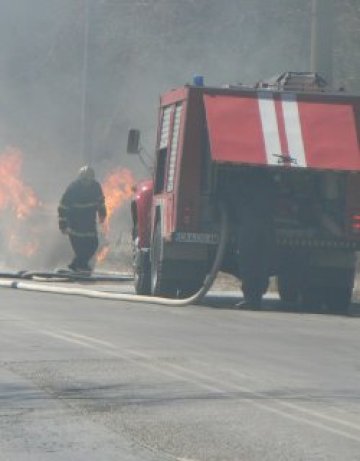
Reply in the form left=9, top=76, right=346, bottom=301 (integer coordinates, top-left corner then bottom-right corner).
left=166, top=103, right=182, bottom=192
left=159, top=106, right=172, bottom=149
left=154, top=106, right=172, bottom=194
left=154, top=103, right=183, bottom=195
left=154, top=148, right=167, bottom=194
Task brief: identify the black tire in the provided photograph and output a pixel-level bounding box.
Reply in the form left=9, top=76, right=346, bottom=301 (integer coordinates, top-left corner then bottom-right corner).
left=241, top=277, right=264, bottom=306
left=323, top=286, right=352, bottom=315
left=324, top=268, right=354, bottom=315
left=300, top=286, right=323, bottom=312
left=277, top=273, right=300, bottom=304
left=150, top=221, right=176, bottom=297
left=301, top=285, right=352, bottom=315
left=300, top=267, right=354, bottom=315
left=132, top=225, right=151, bottom=295
left=177, top=279, right=204, bottom=299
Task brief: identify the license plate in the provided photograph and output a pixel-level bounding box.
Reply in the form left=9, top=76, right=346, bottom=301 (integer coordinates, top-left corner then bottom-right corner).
left=173, top=232, right=219, bottom=244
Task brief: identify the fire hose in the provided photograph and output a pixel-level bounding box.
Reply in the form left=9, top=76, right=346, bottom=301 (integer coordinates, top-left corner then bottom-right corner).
left=0, top=206, right=228, bottom=306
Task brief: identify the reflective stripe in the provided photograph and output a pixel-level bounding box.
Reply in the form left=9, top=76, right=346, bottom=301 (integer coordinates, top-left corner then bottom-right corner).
left=68, top=229, right=97, bottom=237
left=281, top=94, right=307, bottom=167
left=60, top=201, right=104, bottom=210
left=70, top=201, right=100, bottom=209
left=258, top=92, right=307, bottom=167
left=258, top=92, right=282, bottom=166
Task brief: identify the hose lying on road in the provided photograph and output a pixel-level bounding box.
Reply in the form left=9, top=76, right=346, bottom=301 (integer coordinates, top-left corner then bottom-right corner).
left=0, top=206, right=228, bottom=306
left=0, top=271, right=133, bottom=282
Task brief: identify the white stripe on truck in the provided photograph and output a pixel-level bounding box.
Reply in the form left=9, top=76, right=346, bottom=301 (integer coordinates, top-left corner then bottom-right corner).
left=258, top=92, right=282, bottom=166
left=281, top=94, right=307, bottom=167
left=258, top=92, right=307, bottom=167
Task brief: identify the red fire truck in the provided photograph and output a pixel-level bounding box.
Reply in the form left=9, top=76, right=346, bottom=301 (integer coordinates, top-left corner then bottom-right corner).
left=127, top=72, right=360, bottom=313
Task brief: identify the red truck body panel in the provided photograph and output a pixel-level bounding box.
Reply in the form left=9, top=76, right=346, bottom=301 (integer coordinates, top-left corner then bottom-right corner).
left=131, top=76, right=360, bottom=304
left=204, top=92, right=360, bottom=170
left=134, top=83, right=360, bottom=248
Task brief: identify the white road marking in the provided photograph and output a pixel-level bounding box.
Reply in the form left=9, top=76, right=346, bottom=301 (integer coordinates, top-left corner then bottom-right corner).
left=177, top=458, right=200, bottom=461
left=230, top=369, right=360, bottom=433
left=43, top=328, right=360, bottom=443
left=41, top=329, right=225, bottom=395
left=3, top=313, right=360, bottom=444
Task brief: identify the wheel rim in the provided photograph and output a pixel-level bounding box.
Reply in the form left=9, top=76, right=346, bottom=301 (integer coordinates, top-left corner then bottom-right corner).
left=132, top=233, right=140, bottom=282
left=150, top=225, right=160, bottom=294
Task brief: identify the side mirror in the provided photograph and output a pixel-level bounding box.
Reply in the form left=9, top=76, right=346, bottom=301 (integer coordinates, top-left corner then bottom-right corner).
left=127, top=129, right=141, bottom=154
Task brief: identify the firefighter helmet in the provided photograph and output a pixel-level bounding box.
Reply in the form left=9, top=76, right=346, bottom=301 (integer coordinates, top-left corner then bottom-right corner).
left=78, top=165, right=95, bottom=181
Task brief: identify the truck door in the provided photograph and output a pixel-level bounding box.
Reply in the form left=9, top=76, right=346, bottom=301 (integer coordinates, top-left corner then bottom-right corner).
left=153, top=103, right=184, bottom=237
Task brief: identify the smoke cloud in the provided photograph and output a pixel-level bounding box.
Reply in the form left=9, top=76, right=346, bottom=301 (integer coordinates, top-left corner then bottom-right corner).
left=0, top=0, right=358, bottom=271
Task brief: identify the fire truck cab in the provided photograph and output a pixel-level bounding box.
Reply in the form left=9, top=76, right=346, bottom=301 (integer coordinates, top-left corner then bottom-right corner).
left=128, top=72, right=360, bottom=313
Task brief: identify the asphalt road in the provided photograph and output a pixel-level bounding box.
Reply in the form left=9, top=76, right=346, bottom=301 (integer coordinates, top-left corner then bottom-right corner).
left=1, top=287, right=360, bottom=461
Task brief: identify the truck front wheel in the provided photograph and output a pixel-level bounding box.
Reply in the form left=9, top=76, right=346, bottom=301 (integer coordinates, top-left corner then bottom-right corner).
left=150, top=222, right=176, bottom=297
left=323, top=286, right=352, bottom=315
left=132, top=224, right=151, bottom=295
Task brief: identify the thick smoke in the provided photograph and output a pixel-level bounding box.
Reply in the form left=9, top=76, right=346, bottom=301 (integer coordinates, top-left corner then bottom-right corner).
left=0, top=0, right=358, bottom=270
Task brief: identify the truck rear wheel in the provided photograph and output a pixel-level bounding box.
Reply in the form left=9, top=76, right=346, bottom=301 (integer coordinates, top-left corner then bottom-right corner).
left=300, top=285, right=352, bottom=314
left=277, top=273, right=300, bottom=304
left=300, top=267, right=354, bottom=314
left=277, top=254, right=306, bottom=307
left=300, top=286, right=323, bottom=312
left=323, top=286, right=352, bottom=315
left=132, top=224, right=151, bottom=295
left=150, top=222, right=176, bottom=297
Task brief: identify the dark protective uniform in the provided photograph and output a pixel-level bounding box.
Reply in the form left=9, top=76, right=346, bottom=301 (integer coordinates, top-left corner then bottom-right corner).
left=58, top=178, right=106, bottom=271
left=238, top=169, right=275, bottom=303
left=234, top=169, right=276, bottom=305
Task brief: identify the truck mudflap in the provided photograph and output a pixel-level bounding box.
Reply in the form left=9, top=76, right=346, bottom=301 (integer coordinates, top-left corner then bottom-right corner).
left=204, top=93, right=360, bottom=170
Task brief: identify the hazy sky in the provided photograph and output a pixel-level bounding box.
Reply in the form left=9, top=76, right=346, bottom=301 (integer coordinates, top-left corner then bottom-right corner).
left=0, top=0, right=357, bottom=270
left=0, top=0, right=312, bottom=200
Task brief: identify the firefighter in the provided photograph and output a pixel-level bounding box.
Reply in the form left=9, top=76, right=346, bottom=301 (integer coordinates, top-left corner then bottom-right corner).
left=58, top=165, right=107, bottom=273
left=234, top=168, right=276, bottom=309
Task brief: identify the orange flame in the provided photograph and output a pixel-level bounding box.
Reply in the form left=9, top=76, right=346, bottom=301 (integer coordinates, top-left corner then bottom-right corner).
left=9, top=234, right=39, bottom=258
left=97, top=168, right=135, bottom=263
left=0, top=146, right=41, bottom=260
left=96, top=245, right=111, bottom=263
left=0, top=146, right=40, bottom=218
left=102, top=168, right=135, bottom=232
